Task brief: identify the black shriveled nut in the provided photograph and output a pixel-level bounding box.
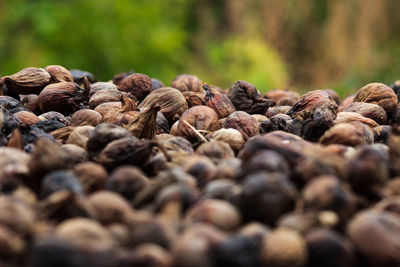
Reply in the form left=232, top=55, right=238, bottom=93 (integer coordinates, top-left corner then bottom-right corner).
left=227, top=80, right=274, bottom=114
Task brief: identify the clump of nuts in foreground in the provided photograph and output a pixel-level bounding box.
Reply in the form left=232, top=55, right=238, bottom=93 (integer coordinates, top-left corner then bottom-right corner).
left=1, top=66, right=400, bottom=266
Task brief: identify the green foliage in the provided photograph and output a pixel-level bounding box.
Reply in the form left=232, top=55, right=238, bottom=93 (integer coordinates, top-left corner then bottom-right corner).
left=0, top=0, right=195, bottom=83
left=188, top=36, right=289, bottom=92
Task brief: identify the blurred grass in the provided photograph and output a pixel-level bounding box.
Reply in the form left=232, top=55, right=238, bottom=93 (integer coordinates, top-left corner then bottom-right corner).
left=1, top=0, right=400, bottom=97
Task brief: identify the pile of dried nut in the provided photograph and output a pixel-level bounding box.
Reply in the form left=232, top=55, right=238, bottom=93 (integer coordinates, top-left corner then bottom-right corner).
left=0, top=65, right=400, bottom=266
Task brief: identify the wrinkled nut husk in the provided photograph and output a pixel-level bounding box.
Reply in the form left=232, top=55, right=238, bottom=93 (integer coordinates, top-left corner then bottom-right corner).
left=260, top=228, right=307, bottom=267
left=177, top=105, right=219, bottom=142
left=266, top=105, right=292, bottom=118
left=124, top=104, right=160, bottom=139
left=183, top=91, right=205, bottom=108
left=338, top=95, right=355, bottom=112
left=264, top=89, right=300, bottom=106
left=319, top=122, right=374, bottom=146
left=14, top=111, right=41, bottom=125
left=38, top=82, right=85, bottom=115
left=353, top=82, right=397, bottom=116
left=138, top=87, right=188, bottom=124
left=288, top=90, right=338, bottom=141
left=348, top=210, right=400, bottom=267
left=203, top=84, right=235, bottom=119
left=171, top=74, right=202, bottom=92
left=44, top=65, right=73, bottom=83
left=224, top=111, right=259, bottom=140
left=3, top=67, right=51, bottom=94
left=119, top=73, right=152, bottom=102
left=227, top=80, right=275, bottom=114
left=343, top=102, right=387, bottom=125
left=334, top=111, right=379, bottom=128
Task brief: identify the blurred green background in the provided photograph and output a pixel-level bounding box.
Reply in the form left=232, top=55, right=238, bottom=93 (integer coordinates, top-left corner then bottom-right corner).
left=1, top=0, right=400, bottom=96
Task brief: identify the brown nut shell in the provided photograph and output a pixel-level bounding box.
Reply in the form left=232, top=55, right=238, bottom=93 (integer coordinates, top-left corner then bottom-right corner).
left=119, top=73, right=152, bottom=102
left=353, top=82, right=397, bottom=116
left=3, top=67, right=51, bottom=94
left=224, top=111, right=259, bottom=140
left=45, top=65, right=73, bottom=83
left=38, top=82, right=81, bottom=115
left=70, top=109, right=102, bottom=126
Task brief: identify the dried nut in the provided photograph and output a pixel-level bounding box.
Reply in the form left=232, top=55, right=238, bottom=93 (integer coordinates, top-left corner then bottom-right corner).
left=55, top=218, right=116, bottom=251
left=45, top=65, right=73, bottom=83
left=185, top=199, right=241, bottom=231
left=319, top=122, right=373, bottom=146
left=239, top=150, right=290, bottom=178
left=138, top=87, right=188, bottom=124
left=41, top=170, right=83, bottom=198
left=156, top=112, right=170, bottom=134
left=129, top=243, right=172, bottom=267
left=88, top=191, right=133, bottom=225
left=170, top=121, right=179, bottom=136
left=177, top=106, right=219, bottom=142
left=151, top=78, right=165, bottom=90
left=288, top=90, right=338, bottom=141
left=69, top=109, right=102, bottom=126
left=119, top=73, right=152, bottom=102
left=60, top=144, right=88, bottom=164
left=171, top=224, right=226, bottom=267
left=0, top=195, right=35, bottom=235
left=0, top=225, right=26, bottom=256
left=305, top=228, right=354, bottom=267
left=338, top=95, right=354, bottom=112
left=201, top=179, right=237, bottom=201
left=89, top=89, right=123, bottom=109
left=346, top=144, right=389, bottom=198
left=171, top=74, right=202, bottom=92
left=343, top=102, right=387, bottom=125
left=183, top=91, right=205, bottom=108
left=208, top=128, right=244, bottom=153
left=86, top=123, right=131, bottom=158
left=373, top=125, right=391, bottom=144
left=66, top=125, right=94, bottom=149
left=107, top=166, right=150, bottom=200
left=203, top=84, right=235, bottom=118
left=69, top=69, right=96, bottom=84
left=158, top=135, right=194, bottom=159
left=3, top=67, right=51, bottom=94
left=38, top=82, right=86, bottom=115
left=227, top=80, right=275, bottom=114
left=38, top=111, right=69, bottom=125
left=265, top=89, right=300, bottom=106
left=324, top=89, right=341, bottom=104
left=224, top=111, right=259, bottom=140
left=353, top=82, right=397, bottom=116
left=94, top=101, right=122, bottom=118
left=347, top=210, right=400, bottom=266
left=302, top=175, right=356, bottom=222
left=21, top=94, right=40, bottom=115
left=14, top=111, right=41, bottom=125
left=266, top=105, right=292, bottom=118
left=73, top=162, right=108, bottom=194
left=196, top=140, right=234, bottom=164
left=0, top=96, right=25, bottom=113
left=260, top=114, right=292, bottom=134
left=112, top=70, right=135, bottom=87
left=252, top=114, right=268, bottom=123
left=182, top=156, right=217, bottom=186
left=89, top=81, right=118, bottom=97
left=335, top=111, right=379, bottom=128
left=239, top=172, right=297, bottom=226
left=260, top=228, right=307, bottom=267
left=98, top=138, right=159, bottom=170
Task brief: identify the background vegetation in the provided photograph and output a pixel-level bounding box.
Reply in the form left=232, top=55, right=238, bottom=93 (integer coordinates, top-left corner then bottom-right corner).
left=1, top=0, right=400, bottom=96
